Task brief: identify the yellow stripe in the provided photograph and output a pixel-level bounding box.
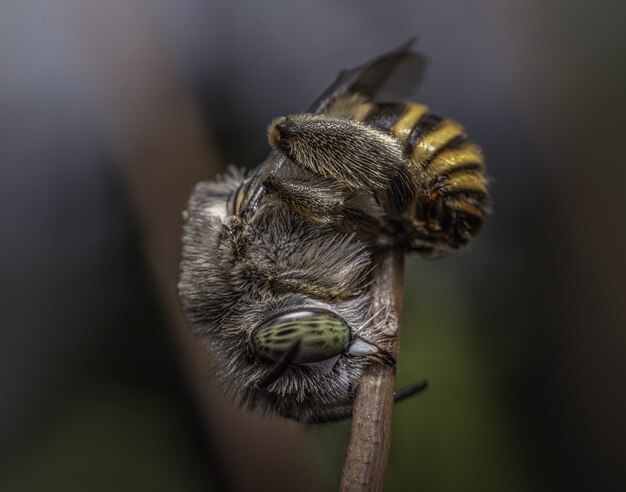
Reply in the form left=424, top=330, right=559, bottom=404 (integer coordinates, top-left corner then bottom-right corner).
left=427, top=143, right=484, bottom=176
left=412, top=119, right=466, bottom=164
left=392, top=103, right=429, bottom=141
left=350, top=102, right=376, bottom=121
left=443, top=173, right=488, bottom=195
left=445, top=197, right=484, bottom=217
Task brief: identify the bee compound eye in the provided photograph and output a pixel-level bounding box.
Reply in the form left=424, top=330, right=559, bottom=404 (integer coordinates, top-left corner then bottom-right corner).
left=251, top=309, right=350, bottom=364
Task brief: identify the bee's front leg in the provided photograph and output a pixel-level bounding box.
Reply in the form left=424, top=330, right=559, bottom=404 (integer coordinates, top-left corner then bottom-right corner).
left=263, top=174, right=385, bottom=235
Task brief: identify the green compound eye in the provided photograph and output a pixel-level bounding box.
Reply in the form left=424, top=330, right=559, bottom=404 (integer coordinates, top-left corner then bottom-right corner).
left=252, top=309, right=350, bottom=364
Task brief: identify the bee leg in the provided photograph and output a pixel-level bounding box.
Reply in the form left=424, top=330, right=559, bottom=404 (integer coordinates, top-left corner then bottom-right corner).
left=256, top=339, right=301, bottom=389
left=394, top=379, right=428, bottom=402
left=263, top=175, right=385, bottom=235
left=304, top=379, right=428, bottom=424
left=268, top=115, right=415, bottom=216
left=304, top=405, right=353, bottom=424
left=263, top=174, right=343, bottom=226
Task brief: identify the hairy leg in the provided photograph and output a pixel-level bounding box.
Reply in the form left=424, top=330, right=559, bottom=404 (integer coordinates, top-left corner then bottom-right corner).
left=268, top=114, right=416, bottom=216
left=263, top=174, right=386, bottom=236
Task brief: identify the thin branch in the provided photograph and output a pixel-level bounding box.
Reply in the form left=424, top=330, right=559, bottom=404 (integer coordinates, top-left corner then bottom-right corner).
left=340, top=247, right=405, bottom=491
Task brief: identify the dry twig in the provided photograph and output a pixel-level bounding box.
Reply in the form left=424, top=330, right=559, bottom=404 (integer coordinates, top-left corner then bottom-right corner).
left=340, top=247, right=405, bottom=491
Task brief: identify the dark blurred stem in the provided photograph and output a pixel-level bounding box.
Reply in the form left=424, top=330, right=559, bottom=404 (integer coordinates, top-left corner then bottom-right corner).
left=340, top=247, right=405, bottom=491
left=64, top=2, right=320, bottom=490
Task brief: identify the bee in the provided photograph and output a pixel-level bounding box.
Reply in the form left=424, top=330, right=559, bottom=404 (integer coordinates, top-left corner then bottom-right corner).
left=178, top=40, right=488, bottom=423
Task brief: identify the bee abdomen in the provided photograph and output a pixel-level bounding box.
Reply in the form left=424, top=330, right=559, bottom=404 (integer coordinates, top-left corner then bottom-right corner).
left=424, top=142, right=488, bottom=206
left=420, top=139, right=489, bottom=248
left=357, top=102, right=471, bottom=172
left=329, top=98, right=489, bottom=250
left=363, top=102, right=408, bottom=132
left=387, top=103, right=489, bottom=250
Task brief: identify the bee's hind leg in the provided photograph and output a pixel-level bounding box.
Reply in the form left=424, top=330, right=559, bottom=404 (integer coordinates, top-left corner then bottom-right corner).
left=268, top=115, right=416, bottom=217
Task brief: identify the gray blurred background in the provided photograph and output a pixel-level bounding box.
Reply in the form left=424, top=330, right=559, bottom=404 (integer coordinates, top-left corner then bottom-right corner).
left=1, top=1, right=625, bottom=491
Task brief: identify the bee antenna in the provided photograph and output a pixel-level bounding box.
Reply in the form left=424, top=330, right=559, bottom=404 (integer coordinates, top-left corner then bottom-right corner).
left=256, top=339, right=301, bottom=389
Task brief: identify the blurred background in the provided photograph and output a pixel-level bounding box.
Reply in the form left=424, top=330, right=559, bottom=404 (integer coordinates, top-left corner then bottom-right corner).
left=1, top=1, right=625, bottom=491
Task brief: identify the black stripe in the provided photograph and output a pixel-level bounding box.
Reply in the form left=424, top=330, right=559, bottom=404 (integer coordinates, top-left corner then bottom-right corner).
left=444, top=134, right=468, bottom=150
left=405, top=113, right=442, bottom=157
left=274, top=327, right=298, bottom=337
left=429, top=162, right=484, bottom=180
left=363, top=103, right=406, bottom=132
left=455, top=213, right=484, bottom=238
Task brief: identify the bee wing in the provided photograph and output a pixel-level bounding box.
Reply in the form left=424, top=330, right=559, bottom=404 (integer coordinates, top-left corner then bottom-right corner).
left=309, top=37, right=427, bottom=113
left=240, top=38, right=427, bottom=218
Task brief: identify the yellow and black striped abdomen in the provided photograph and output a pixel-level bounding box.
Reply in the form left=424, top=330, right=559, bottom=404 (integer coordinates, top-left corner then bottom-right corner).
left=406, top=105, right=488, bottom=248
left=343, top=100, right=489, bottom=251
